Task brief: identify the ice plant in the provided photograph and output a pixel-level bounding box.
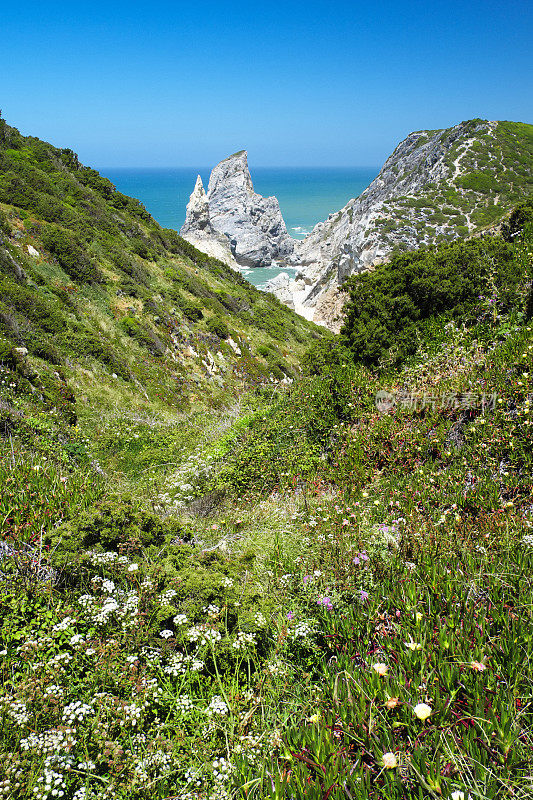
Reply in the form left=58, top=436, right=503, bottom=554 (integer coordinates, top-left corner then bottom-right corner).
left=413, top=703, right=432, bottom=721
left=372, top=662, right=388, bottom=676
left=382, top=752, right=398, bottom=769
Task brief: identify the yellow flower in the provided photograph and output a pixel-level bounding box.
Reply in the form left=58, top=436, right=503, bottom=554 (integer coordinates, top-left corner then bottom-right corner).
left=308, top=713, right=319, bottom=723
left=415, top=612, right=423, bottom=622
left=372, top=662, right=389, bottom=676
left=404, top=639, right=422, bottom=651
left=413, top=702, right=432, bottom=721
left=382, top=752, right=398, bottom=769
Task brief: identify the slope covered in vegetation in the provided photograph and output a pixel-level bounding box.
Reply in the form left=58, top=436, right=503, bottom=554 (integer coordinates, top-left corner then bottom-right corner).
left=1, top=118, right=533, bottom=800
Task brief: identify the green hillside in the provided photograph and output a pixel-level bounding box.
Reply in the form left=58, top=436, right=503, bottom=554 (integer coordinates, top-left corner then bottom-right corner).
left=1, top=117, right=533, bottom=800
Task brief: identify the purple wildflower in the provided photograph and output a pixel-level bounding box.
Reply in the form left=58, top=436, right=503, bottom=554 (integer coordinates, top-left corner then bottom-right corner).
left=360, top=590, right=369, bottom=602
left=317, top=597, right=333, bottom=611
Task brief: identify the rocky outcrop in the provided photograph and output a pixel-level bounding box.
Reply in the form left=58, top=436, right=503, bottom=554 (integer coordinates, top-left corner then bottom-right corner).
left=180, top=151, right=294, bottom=269
left=181, top=120, right=531, bottom=330
left=273, top=119, right=523, bottom=328
left=179, top=175, right=240, bottom=269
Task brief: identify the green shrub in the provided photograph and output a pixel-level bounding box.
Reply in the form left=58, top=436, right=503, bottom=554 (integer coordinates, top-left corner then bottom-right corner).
left=206, top=316, right=229, bottom=339
left=40, top=225, right=102, bottom=283
left=341, top=237, right=519, bottom=367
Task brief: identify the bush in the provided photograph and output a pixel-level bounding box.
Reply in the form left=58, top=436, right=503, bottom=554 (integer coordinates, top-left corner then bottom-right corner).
left=45, top=495, right=181, bottom=571
left=341, top=237, right=519, bottom=367
left=40, top=226, right=102, bottom=283
left=206, top=316, right=229, bottom=339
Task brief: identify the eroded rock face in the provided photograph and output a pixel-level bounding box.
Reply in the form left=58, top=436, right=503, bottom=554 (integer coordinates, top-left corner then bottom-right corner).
left=292, top=120, right=496, bottom=318
left=180, top=151, right=294, bottom=269
left=179, top=175, right=240, bottom=269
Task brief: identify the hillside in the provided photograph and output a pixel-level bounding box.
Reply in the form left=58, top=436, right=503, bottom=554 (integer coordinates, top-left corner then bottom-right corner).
left=286, top=119, right=533, bottom=327
left=0, top=118, right=324, bottom=446
left=1, top=117, right=533, bottom=800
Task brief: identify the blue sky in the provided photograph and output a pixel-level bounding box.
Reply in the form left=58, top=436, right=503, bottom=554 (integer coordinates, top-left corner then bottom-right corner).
left=1, top=0, right=532, bottom=167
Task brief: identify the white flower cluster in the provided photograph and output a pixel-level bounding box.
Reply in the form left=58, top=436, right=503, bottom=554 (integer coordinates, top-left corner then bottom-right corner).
left=175, top=694, right=193, bottom=713
left=49, top=652, right=72, bottom=668
left=52, top=616, right=75, bottom=632
left=212, top=756, right=233, bottom=781
left=288, top=621, right=315, bottom=642
left=279, top=573, right=294, bottom=587
left=254, top=612, right=266, bottom=627
left=1, top=698, right=30, bottom=725
left=233, top=733, right=263, bottom=763
left=205, top=696, right=229, bottom=716
left=33, top=768, right=67, bottom=800
left=140, top=646, right=162, bottom=663
left=87, top=551, right=130, bottom=567
left=173, top=613, right=188, bottom=625
left=203, top=604, right=220, bottom=618
left=133, top=750, right=172, bottom=782
left=163, top=652, right=204, bottom=675
left=158, top=448, right=216, bottom=508
left=119, top=702, right=144, bottom=727
left=187, top=625, right=222, bottom=646
left=69, top=634, right=85, bottom=646
left=44, top=685, right=65, bottom=698
left=232, top=631, right=256, bottom=650
left=77, top=760, right=96, bottom=771
left=264, top=658, right=288, bottom=677
left=62, top=701, right=94, bottom=725
left=78, top=587, right=139, bottom=628
left=160, top=629, right=173, bottom=639
left=522, top=534, right=533, bottom=548
left=20, top=729, right=76, bottom=754
left=159, top=588, right=178, bottom=606
left=222, top=576, right=234, bottom=588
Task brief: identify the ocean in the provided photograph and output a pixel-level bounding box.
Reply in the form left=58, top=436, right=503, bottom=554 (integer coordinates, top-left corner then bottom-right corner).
left=100, top=167, right=378, bottom=288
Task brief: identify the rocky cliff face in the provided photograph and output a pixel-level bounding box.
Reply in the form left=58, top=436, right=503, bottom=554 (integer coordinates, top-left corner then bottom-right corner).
left=180, top=151, right=294, bottom=268
left=180, top=121, right=533, bottom=330
left=289, top=119, right=533, bottom=328
left=179, top=175, right=240, bottom=269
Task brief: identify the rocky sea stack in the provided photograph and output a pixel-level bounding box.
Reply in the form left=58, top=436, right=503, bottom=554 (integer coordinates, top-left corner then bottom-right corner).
left=180, top=150, right=294, bottom=269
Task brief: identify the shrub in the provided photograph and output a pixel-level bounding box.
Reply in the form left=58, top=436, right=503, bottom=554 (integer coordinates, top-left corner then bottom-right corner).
left=206, top=316, right=229, bottom=339
left=40, top=226, right=102, bottom=283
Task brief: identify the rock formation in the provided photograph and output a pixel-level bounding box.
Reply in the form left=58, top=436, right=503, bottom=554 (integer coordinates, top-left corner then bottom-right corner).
left=181, top=120, right=533, bottom=330
left=179, top=175, right=240, bottom=269
left=180, top=151, right=294, bottom=269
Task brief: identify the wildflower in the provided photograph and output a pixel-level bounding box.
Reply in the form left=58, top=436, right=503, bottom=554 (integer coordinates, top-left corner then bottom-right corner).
left=173, top=613, right=188, bottom=625
left=470, top=660, right=486, bottom=672
left=308, top=712, right=319, bottom=723
left=384, top=696, right=399, bottom=709
left=405, top=639, right=422, bottom=651
left=382, top=752, right=398, bottom=769
left=317, top=597, right=333, bottom=611
left=159, top=629, right=173, bottom=639
left=286, top=611, right=294, bottom=620
left=415, top=612, right=423, bottom=622
left=360, top=590, right=369, bottom=601
left=128, top=563, right=139, bottom=572
left=451, top=792, right=472, bottom=800
left=372, top=662, right=388, bottom=676
left=413, top=703, right=432, bottom=721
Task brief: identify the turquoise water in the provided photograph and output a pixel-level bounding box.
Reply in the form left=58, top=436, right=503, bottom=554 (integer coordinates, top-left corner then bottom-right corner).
left=100, top=166, right=378, bottom=287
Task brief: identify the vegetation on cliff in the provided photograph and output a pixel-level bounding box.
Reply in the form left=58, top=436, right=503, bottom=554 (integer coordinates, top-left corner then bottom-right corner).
left=1, top=118, right=532, bottom=800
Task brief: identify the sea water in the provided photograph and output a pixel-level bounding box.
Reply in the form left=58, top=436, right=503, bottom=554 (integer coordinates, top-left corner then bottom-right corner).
left=100, top=166, right=377, bottom=288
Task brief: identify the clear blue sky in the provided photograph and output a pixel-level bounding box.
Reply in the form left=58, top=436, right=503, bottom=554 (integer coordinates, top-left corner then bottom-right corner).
left=1, top=0, right=532, bottom=167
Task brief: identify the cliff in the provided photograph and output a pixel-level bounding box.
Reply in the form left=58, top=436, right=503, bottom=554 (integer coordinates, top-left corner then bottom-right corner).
left=180, top=150, right=294, bottom=268
left=290, top=119, right=533, bottom=328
